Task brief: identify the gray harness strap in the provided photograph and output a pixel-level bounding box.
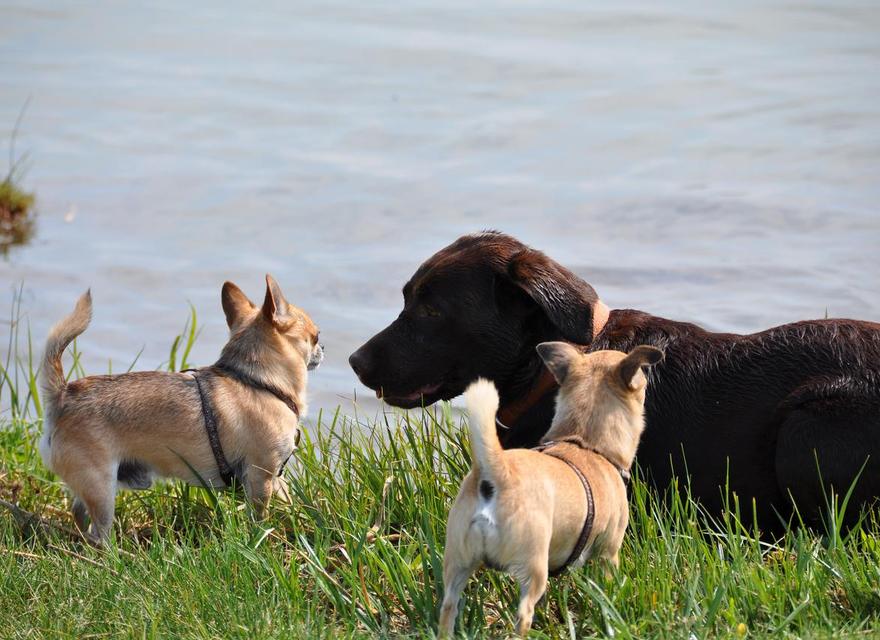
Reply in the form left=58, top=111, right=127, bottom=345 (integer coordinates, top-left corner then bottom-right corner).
left=187, top=369, right=236, bottom=487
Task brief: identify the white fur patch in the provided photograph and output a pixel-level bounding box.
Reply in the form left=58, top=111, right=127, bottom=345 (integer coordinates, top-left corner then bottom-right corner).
left=467, top=489, right=499, bottom=558
left=473, top=497, right=496, bottom=527
left=38, top=416, right=54, bottom=473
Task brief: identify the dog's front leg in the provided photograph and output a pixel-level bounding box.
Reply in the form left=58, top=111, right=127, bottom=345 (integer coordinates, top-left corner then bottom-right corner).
left=603, top=551, right=620, bottom=579
left=245, top=465, right=274, bottom=518
left=272, top=476, right=293, bottom=505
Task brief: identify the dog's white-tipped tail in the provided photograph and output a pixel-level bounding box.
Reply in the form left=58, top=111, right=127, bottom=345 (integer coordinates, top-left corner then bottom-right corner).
left=464, top=378, right=507, bottom=485
left=41, top=290, right=92, bottom=419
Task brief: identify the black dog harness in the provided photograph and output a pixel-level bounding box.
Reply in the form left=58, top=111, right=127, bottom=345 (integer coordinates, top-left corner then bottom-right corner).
left=532, top=438, right=631, bottom=576
left=185, top=365, right=300, bottom=488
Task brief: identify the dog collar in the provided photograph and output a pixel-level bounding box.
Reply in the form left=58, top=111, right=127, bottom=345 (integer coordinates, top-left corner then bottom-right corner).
left=496, top=302, right=612, bottom=434
left=213, top=363, right=301, bottom=418
left=534, top=439, right=631, bottom=485
left=592, top=300, right=611, bottom=339
left=495, top=368, right=558, bottom=430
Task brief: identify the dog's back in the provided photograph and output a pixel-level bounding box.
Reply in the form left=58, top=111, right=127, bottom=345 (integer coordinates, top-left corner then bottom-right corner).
left=592, top=310, right=880, bottom=529
left=38, top=291, right=206, bottom=474
left=42, top=370, right=209, bottom=471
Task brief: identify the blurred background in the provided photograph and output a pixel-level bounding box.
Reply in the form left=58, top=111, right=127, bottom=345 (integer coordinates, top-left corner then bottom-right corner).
left=1, top=1, right=878, bottom=415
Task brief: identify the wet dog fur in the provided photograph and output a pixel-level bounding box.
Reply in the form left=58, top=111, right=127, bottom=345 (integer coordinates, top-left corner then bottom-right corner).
left=439, top=344, right=662, bottom=637
left=39, top=275, right=323, bottom=544
left=350, top=231, right=880, bottom=532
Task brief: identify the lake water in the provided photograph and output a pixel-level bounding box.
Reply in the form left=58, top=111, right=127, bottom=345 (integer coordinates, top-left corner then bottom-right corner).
left=2, top=1, right=879, bottom=417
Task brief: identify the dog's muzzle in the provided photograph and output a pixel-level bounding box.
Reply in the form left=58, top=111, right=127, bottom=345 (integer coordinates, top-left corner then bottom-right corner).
left=308, top=343, right=324, bottom=371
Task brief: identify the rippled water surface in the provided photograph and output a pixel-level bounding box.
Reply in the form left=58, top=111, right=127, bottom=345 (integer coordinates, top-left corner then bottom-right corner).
left=2, top=1, right=879, bottom=413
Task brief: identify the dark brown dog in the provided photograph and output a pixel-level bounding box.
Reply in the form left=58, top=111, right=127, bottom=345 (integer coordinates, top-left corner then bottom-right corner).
left=349, top=231, right=880, bottom=531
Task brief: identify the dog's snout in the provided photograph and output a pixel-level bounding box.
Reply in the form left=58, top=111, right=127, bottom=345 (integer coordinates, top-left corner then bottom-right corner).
left=307, top=343, right=324, bottom=371
left=349, top=349, right=368, bottom=379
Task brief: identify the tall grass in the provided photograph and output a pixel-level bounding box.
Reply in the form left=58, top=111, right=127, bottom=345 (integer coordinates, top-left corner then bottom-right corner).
left=1, top=295, right=878, bottom=638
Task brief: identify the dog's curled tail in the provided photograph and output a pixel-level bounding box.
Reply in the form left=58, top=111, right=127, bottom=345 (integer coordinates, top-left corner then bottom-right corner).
left=464, top=379, right=507, bottom=486
left=41, top=290, right=92, bottom=419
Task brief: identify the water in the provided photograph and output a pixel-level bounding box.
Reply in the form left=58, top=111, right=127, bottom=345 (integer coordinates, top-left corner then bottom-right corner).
left=2, top=1, right=879, bottom=415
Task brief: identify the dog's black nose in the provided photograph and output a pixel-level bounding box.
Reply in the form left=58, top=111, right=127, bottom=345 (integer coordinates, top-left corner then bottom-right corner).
left=349, top=349, right=368, bottom=379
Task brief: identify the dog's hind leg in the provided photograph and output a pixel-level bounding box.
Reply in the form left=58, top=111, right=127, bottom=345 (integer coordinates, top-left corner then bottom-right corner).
left=513, top=556, right=549, bottom=637
left=71, top=497, right=89, bottom=533
left=438, top=560, right=477, bottom=638
left=64, top=465, right=117, bottom=545
left=776, top=393, right=880, bottom=531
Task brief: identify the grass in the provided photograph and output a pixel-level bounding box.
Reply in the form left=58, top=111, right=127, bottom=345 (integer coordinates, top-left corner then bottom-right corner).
left=1, top=295, right=879, bottom=639
left=1, top=102, right=37, bottom=253
left=0, top=175, right=36, bottom=253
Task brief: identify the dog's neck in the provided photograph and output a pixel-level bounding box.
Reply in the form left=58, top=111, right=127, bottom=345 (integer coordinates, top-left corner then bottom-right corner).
left=497, top=299, right=611, bottom=430
left=215, top=335, right=307, bottom=415
left=541, top=396, right=643, bottom=472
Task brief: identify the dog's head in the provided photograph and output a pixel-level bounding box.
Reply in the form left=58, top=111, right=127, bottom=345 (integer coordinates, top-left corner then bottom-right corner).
left=221, top=274, right=324, bottom=373
left=537, top=342, right=663, bottom=462
left=348, top=231, right=605, bottom=408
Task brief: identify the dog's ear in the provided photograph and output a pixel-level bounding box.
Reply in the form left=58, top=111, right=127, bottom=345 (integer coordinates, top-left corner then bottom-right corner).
left=221, top=281, right=255, bottom=330
left=536, top=341, right=582, bottom=384
left=506, top=249, right=600, bottom=343
left=262, top=274, right=293, bottom=327
left=616, top=345, right=664, bottom=390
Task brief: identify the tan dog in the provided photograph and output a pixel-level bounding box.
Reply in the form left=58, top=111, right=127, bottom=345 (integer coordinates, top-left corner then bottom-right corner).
left=38, top=275, right=323, bottom=544
left=439, top=343, right=663, bottom=637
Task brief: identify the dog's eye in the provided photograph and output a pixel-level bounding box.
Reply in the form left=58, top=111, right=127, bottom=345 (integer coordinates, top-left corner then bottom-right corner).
left=417, top=304, right=441, bottom=318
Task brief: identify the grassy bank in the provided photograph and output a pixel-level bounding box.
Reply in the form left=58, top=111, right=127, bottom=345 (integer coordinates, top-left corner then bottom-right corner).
left=1, top=311, right=879, bottom=638
left=1, top=105, right=37, bottom=252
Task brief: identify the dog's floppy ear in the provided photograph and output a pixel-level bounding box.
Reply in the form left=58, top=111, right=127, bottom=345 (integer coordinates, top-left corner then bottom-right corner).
left=262, top=274, right=292, bottom=327
left=506, top=248, right=600, bottom=343
left=536, top=341, right=582, bottom=384
left=221, top=281, right=256, bottom=330
left=616, top=345, right=664, bottom=390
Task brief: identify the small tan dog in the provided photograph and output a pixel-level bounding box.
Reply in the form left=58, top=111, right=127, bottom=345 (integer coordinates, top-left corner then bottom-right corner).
left=439, top=343, right=663, bottom=637
left=39, top=275, right=323, bottom=544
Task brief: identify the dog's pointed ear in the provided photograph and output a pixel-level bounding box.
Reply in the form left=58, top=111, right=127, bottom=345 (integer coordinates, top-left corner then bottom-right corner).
left=262, top=274, right=291, bottom=327
left=221, top=281, right=255, bottom=329
left=536, top=341, right=582, bottom=384
left=616, top=345, right=664, bottom=390
left=506, top=249, right=600, bottom=343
